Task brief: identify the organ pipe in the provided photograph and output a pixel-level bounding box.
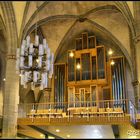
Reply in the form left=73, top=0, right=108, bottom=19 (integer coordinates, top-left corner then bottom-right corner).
left=60, top=70, right=62, bottom=106
left=56, top=67, right=58, bottom=103
left=121, top=58, right=126, bottom=110
left=114, top=69, right=118, bottom=101
left=54, top=65, right=65, bottom=107
left=115, top=65, right=120, bottom=101
left=111, top=65, right=115, bottom=100
left=57, top=67, right=60, bottom=103
left=112, top=77, right=115, bottom=100
left=55, top=67, right=57, bottom=103
left=121, top=58, right=125, bottom=99
left=118, top=61, right=122, bottom=100
left=59, top=67, right=61, bottom=104
left=111, top=57, right=126, bottom=108
left=62, top=74, right=64, bottom=107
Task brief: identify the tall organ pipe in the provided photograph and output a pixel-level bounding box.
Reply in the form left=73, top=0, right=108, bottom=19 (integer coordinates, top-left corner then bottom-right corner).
left=121, top=58, right=125, bottom=110
left=118, top=61, right=122, bottom=100
left=115, top=65, right=119, bottom=103
left=118, top=61, right=122, bottom=107
left=62, top=74, right=64, bottom=108
left=55, top=66, right=57, bottom=103
left=121, top=58, right=125, bottom=99
left=57, top=67, right=59, bottom=107
left=112, top=75, right=115, bottom=100
left=114, top=68, right=118, bottom=102
left=111, top=66, right=114, bottom=100
left=59, top=69, right=62, bottom=106
left=115, top=63, right=120, bottom=102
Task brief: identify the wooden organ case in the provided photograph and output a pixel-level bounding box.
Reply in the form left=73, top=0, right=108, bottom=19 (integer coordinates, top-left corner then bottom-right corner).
left=66, top=32, right=126, bottom=107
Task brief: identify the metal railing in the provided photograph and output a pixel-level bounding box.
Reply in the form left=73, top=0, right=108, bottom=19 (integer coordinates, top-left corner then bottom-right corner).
left=18, top=99, right=130, bottom=115
left=17, top=99, right=139, bottom=126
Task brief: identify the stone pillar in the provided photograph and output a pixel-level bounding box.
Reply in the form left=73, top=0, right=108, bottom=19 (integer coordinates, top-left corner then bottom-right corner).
left=132, top=80, right=139, bottom=109
left=2, top=55, right=19, bottom=138
left=134, top=39, right=140, bottom=108
left=133, top=2, right=140, bottom=108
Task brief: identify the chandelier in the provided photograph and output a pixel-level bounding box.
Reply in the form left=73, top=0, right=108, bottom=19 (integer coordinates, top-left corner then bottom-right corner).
left=16, top=2, right=54, bottom=90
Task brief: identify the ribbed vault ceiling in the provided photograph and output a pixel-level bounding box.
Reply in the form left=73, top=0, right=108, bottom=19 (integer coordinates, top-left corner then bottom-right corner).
left=19, top=1, right=134, bottom=102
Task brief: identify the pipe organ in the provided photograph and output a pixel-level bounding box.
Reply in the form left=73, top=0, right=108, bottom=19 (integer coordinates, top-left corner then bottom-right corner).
left=54, top=32, right=126, bottom=107
left=110, top=56, right=126, bottom=109
left=54, top=64, right=66, bottom=107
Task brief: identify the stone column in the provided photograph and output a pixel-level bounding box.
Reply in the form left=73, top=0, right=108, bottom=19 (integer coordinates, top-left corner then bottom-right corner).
left=134, top=39, right=140, bottom=108
left=132, top=2, right=140, bottom=108
left=0, top=2, right=19, bottom=138
left=132, top=80, right=139, bottom=109
left=2, top=55, right=19, bottom=138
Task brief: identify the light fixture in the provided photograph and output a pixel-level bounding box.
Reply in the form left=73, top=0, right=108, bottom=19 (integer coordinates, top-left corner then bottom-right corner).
left=56, top=129, right=60, bottom=133
left=130, top=105, right=133, bottom=109
left=36, top=59, right=39, bottom=63
left=92, top=129, right=102, bottom=138
left=66, top=134, right=70, bottom=138
left=16, top=2, right=54, bottom=90
left=76, top=63, right=81, bottom=70
left=92, top=134, right=102, bottom=138
left=40, top=134, right=44, bottom=138
left=110, top=60, right=115, bottom=65
left=48, top=136, right=55, bottom=139
left=69, top=51, right=74, bottom=58
left=93, top=129, right=99, bottom=133
left=3, top=78, right=6, bottom=81
left=108, top=48, right=113, bottom=55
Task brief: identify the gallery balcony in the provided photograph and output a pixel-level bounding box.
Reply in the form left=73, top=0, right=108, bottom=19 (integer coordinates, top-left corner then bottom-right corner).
left=17, top=99, right=138, bottom=127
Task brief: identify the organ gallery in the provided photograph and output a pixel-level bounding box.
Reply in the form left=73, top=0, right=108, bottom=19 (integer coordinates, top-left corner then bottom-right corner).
left=0, top=1, right=140, bottom=139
